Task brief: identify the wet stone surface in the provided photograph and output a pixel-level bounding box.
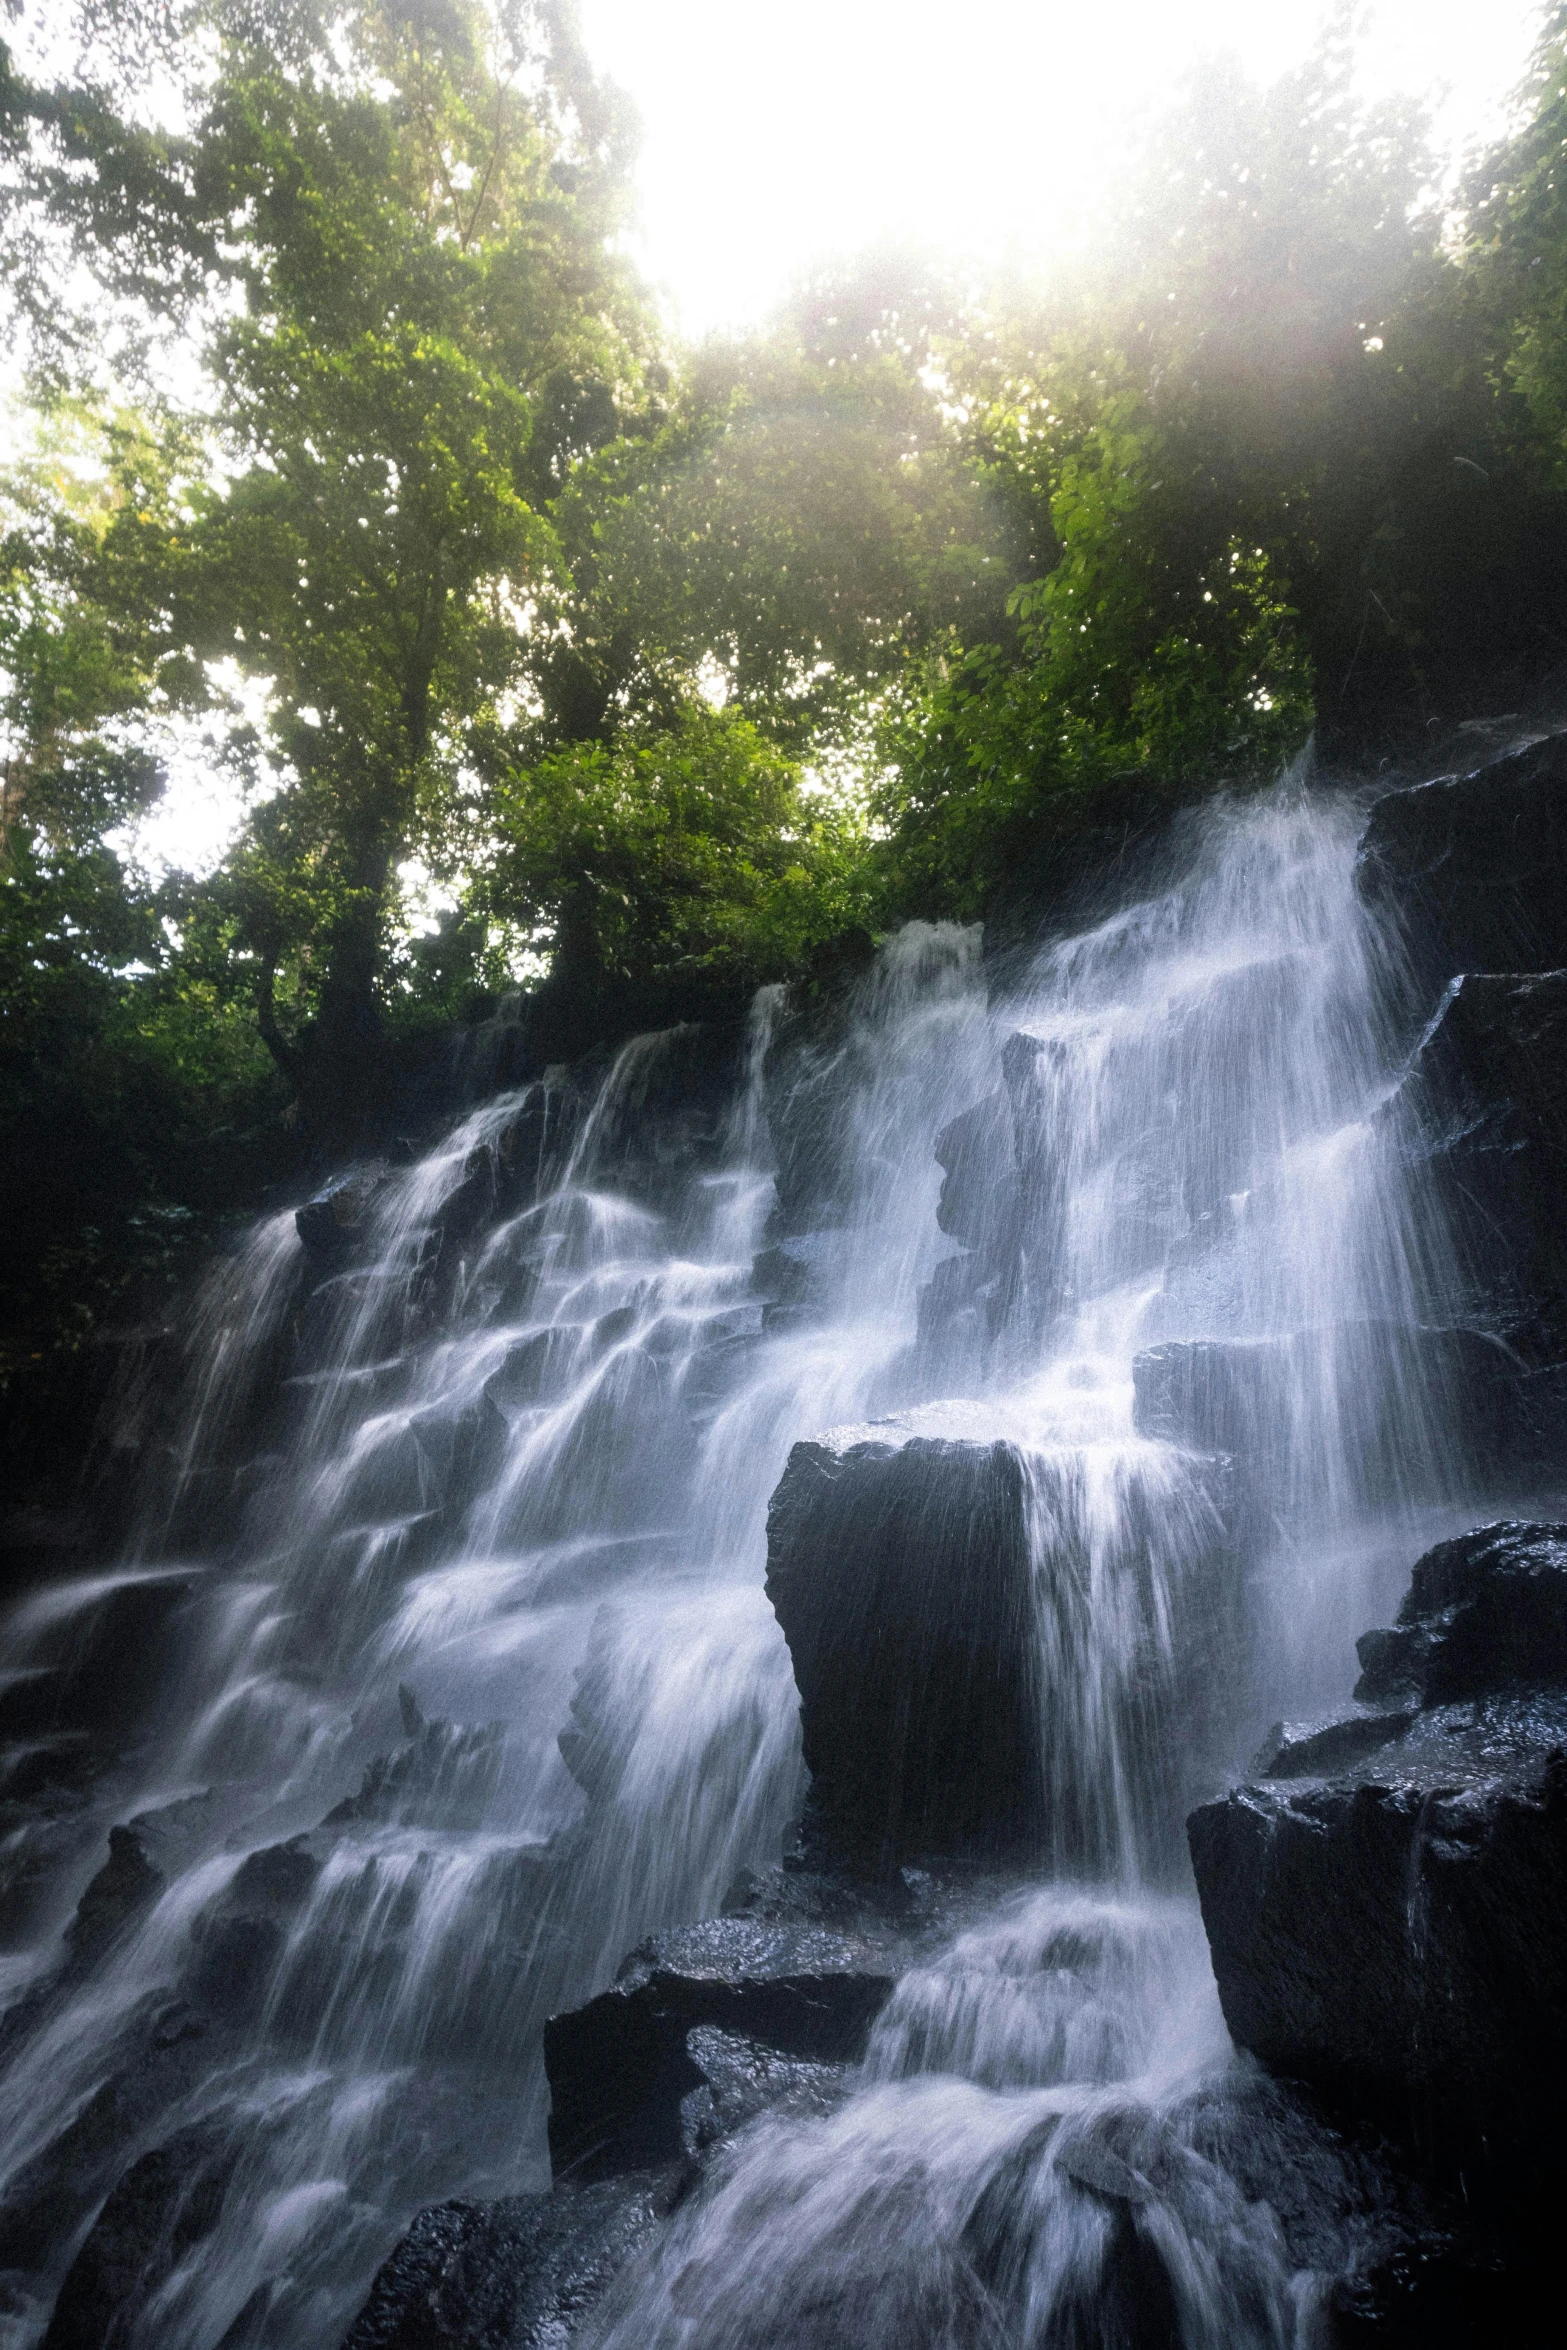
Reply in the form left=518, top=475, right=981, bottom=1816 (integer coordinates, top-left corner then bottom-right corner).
left=1190, top=1519, right=1567, bottom=2180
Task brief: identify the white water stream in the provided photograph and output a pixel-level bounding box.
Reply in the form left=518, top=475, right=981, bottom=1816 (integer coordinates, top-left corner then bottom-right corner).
left=0, top=786, right=1482, bottom=2347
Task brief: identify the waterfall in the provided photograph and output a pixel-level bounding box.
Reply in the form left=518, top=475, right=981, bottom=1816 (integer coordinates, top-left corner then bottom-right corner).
left=0, top=782, right=1482, bottom=2348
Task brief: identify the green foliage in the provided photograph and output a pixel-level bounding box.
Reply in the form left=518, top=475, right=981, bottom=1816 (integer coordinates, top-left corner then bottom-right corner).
left=12, top=0, right=1567, bottom=1488
left=1469, top=5, right=1567, bottom=454
left=481, top=701, right=872, bottom=1000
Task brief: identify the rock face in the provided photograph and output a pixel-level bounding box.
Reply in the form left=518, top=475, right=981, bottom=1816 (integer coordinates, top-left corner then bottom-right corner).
left=41, top=2124, right=240, bottom=2350
left=1133, top=1323, right=1557, bottom=1503
left=1353, top=1520, right=1567, bottom=1704
left=1356, top=732, right=1567, bottom=1004
left=914, top=1031, right=1071, bottom=1383
left=764, top=1435, right=1042, bottom=1869
left=1189, top=1520, right=1567, bottom=2178
left=544, top=1909, right=902, bottom=2180
left=340, top=1865, right=962, bottom=2349
left=1396, top=968, right=1567, bottom=1360
left=341, top=2176, right=681, bottom=2350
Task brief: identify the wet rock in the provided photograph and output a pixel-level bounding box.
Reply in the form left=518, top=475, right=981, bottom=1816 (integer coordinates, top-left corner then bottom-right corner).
left=1190, top=1521, right=1567, bottom=2174
left=674, top=2025, right=842, bottom=2157
left=544, top=1914, right=898, bottom=2180
left=1356, top=732, right=1567, bottom=1007
left=0, top=2000, right=225, bottom=2278
left=340, top=2172, right=683, bottom=2350
left=752, top=1233, right=838, bottom=1332
left=186, top=1837, right=322, bottom=2022
left=296, top=1167, right=390, bottom=1261
left=1393, top=970, right=1567, bottom=1358
left=1001, top=1029, right=1071, bottom=1329
left=2, top=1571, right=196, bottom=1746
left=489, top=1083, right=577, bottom=1215
left=914, top=1036, right=1070, bottom=1379
left=42, top=2123, right=238, bottom=2350
left=933, top=1088, right=1015, bottom=1252
left=64, top=1823, right=166, bottom=1960
left=1132, top=1324, right=1541, bottom=1502
left=1189, top=1747, right=1567, bottom=2172
left=322, top=1712, right=506, bottom=1833
left=1250, top=1712, right=1416, bottom=1778
left=1352, top=1520, right=1567, bottom=1705
left=765, top=1435, right=1043, bottom=1869
left=961, top=2076, right=1425, bottom=2350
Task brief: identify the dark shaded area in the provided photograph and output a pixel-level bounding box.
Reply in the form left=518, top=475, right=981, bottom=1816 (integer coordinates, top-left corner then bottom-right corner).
left=1357, top=733, right=1567, bottom=1009
left=544, top=1915, right=899, bottom=2181
left=341, top=2175, right=682, bottom=2350
left=764, top=1436, right=1042, bottom=1870
left=1189, top=1520, right=1567, bottom=2189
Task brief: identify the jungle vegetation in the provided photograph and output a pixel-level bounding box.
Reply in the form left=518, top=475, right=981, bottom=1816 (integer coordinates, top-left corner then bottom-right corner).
left=7, top=0, right=1567, bottom=1472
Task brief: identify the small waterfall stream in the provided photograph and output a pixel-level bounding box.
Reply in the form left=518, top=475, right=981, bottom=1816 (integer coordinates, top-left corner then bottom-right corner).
left=0, top=785, right=1486, bottom=2347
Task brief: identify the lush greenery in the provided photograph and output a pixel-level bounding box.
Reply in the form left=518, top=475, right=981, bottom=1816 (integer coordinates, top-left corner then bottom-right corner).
left=7, top=0, right=1567, bottom=1477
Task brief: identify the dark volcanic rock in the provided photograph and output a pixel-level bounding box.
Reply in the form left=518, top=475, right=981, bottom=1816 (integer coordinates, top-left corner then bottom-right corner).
left=933, top=1088, right=1013, bottom=1251
left=63, top=1824, right=164, bottom=1960
left=1132, top=1324, right=1537, bottom=1503
left=1190, top=1518, right=1567, bottom=2175
left=1189, top=1745, right=1567, bottom=2170
left=296, top=1167, right=390, bottom=1260
left=1353, top=1520, right=1567, bottom=1705
left=344, top=1866, right=958, bottom=2348
left=185, top=1836, right=322, bottom=2023
left=544, top=1913, right=896, bottom=2180
left=1356, top=732, right=1567, bottom=1006
left=764, top=1435, right=1042, bottom=1869
left=0, top=2001, right=223, bottom=2275
left=340, top=2175, right=680, bottom=2350
left=41, top=2123, right=238, bottom=2350
left=1394, top=969, right=1567, bottom=1359
left=1249, top=1711, right=1416, bottom=1779
left=913, top=1033, right=1072, bottom=1381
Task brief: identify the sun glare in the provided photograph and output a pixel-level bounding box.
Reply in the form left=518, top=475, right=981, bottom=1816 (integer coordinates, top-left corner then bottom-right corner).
left=579, top=0, right=1545, bottom=332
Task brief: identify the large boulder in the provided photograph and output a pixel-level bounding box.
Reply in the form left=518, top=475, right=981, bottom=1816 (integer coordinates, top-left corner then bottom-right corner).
left=1356, top=732, right=1567, bottom=1008
left=341, top=1864, right=960, bottom=2348
left=543, top=1909, right=899, bottom=2181
left=764, top=1434, right=1044, bottom=1869
left=766, top=1422, right=1239, bottom=1877
left=1189, top=1519, right=1567, bottom=2177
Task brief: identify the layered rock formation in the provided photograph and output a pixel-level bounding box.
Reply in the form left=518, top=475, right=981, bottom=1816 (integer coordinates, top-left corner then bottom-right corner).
left=1189, top=1522, right=1567, bottom=2191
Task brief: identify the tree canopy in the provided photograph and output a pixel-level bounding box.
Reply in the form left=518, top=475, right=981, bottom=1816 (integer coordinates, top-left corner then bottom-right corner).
left=8, top=0, right=1567, bottom=1481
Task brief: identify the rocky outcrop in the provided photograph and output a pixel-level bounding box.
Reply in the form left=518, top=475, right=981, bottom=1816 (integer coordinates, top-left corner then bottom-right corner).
left=544, top=1897, right=917, bottom=2180
left=1356, top=732, right=1567, bottom=1007
left=1394, top=967, right=1567, bottom=1360
left=914, top=1031, right=1070, bottom=1382
left=341, top=2175, right=682, bottom=2350
left=1189, top=1520, right=1567, bottom=2178
left=1133, top=1322, right=1560, bottom=1503
left=41, top=2123, right=240, bottom=2350
left=765, top=1434, right=1042, bottom=1868
left=339, top=1864, right=972, bottom=2349
left=1352, top=1520, right=1567, bottom=1704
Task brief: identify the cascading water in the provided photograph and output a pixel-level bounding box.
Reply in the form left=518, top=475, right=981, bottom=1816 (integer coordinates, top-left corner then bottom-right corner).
left=0, top=783, right=1487, bottom=2347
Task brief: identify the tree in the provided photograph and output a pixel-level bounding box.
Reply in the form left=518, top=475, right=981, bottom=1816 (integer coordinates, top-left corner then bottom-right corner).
left=5, top=1, right=656, bottom=1140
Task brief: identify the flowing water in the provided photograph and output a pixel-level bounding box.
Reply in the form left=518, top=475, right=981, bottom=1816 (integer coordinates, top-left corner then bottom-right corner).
left=0, top=784, right=1486, bottom=2346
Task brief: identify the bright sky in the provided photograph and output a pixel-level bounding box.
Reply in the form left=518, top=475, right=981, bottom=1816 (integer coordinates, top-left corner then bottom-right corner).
left=577, top=0, right=1547, bottom=334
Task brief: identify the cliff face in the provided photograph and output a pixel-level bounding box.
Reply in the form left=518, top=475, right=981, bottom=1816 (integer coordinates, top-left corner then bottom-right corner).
left=16, top=734, right=1567, bottom=2350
